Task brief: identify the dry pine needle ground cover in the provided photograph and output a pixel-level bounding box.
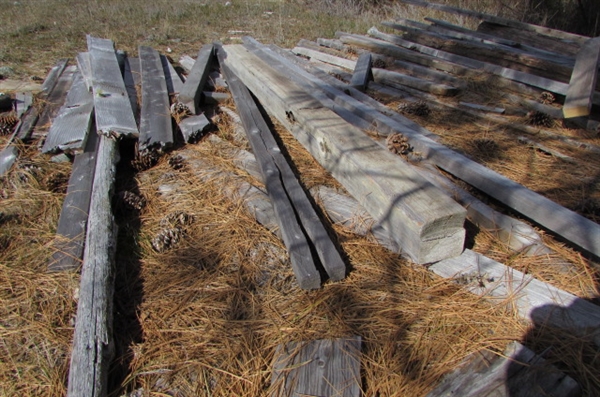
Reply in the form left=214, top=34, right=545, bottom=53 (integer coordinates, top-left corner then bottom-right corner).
left=1, top=0, right=600, bottom=396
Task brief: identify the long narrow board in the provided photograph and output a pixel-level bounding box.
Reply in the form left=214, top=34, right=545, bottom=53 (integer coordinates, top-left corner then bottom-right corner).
left=87, top=35, right=138, bottom=138
left=40, top=58, right=70, bottom=100
left=66, top=135, right=119, bottom=397
left=224, top=44, right=466, bottom=264
left=139, top=46, right=173, bottom=150
left=42, top=70, right=94, bottom=154
left=398, top=0, right=589, bottom=45
left=563, top=37, right=600, bottom=118
left=48, top=131, right=98, bottom=271
left=219, top=46, right=347, bottom=283
left=161, top=54, right=184, bottom=96
left=262, top=43, right=600, bottom=258
left=14, top=92, right=33, bottom=118
left=36, top=65, right=77, bottom=131
left=76, top=52, right=92, bottom=91
left=424, top=17, right=519, bottom=46
left=177, top=43, right=214, bottom=114
left=218, top=48, right=326, bottom=288
left=271, top=337, right=362, bottom=397
left=122, top=56, right=139, bottom=121
left=350, top=52, right=372, bottom=91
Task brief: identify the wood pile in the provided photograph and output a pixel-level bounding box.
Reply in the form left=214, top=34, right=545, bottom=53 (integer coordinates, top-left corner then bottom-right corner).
left=1, top=0, right=600, bottom=395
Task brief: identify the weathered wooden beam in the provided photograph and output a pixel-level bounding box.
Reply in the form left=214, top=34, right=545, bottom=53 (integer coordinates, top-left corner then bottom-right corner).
left=265, top=45, right=600, bottom=258
left=430, top=249, right=600, bottom=348
left=426, top=341, right=581, bottom=397
left=177, top=44, right=214, bottom=114
left=41, top=70, right=94, bottom=154
left=218, top=46, right=346, bottom=285
left=14, top=91, right=33, bottom=118
left=87, top=35, right=138, bottom=138
left=36, top=65, right=77, bottom=131
left=66, top=133, right=118, bottom=397
left=398, top=0, right=589, bottom=45
left=48, top=131, right=98, bottom=272
left=271, top=337, right=361, bottom=397
left=424, top=17, right=519, bottom=46
left=139, top=45, right=173, bottom=150
left=350, top=52, right=372, bottom=92
left=160, top=54, right=184, bottom=96
left=202, top=91, right=230, bottom=105
left=40, top=58, right=69, bottom=100
left=76, top=52, right=92, bottom=91
left=122, top=57, right=139, bottom=121
left=563, top=37, right=600, bottom=118
left=0, top=145, right=18, bottom=177
left=223, top=44, right=467, bottom=264
left=179, top=114, right=211, bottom=143
left=458, top=102, right=505, bottom=114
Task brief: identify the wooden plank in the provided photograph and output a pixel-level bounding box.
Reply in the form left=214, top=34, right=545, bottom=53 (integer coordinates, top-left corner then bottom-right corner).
left=122, top=57, right=139, bottom=121
left=14, top=92, right=33, bottom=118
left=293, top=46, right=459, bottom=96
left=48, top=131, right=98, bottom=271
left=178, top=55, right=195, bottom=73
left=458, top=102, right=505, bottom=114
left=271, top=337, right=361, bottom=397
left=177, top=44, right=214, bottom=114
left=224, top=44, right=467, bottom=264
left=398, top=0, right=589, bottom=45
left=42, top=70, right=94, bottom=154
left=563, top=37, right=600, bottom=118
left=426, top=341, right=581, bottom=397
left=138, top=45, right=173, bottom=150
left=202, top=91, right=230, bottom=105
left=87, top=35, right=138, bottom=138
left=317, top=37, right=347, bottom=51
left=517, top=136, right=576, bottom=163
left=219, top=47, right=346, bottom=285
left=179, top=114, right=211, bottom=143
left=36, top=65, right=77, bottom=131
left=350, top=52, right=372, bottom=91
left=268, top=45, right=600, bottom=258
left=76, top=52, right=92, bottom=91
left=66, top=134, right=119, bottom=397
left=430, top=249, right=600, bottom=348
left=161, top=54, right=184, bottom=96
left=425, top=17, right=519, bottom=46
left=0, top=145, right=18, bottom=177
left=40, top=58, right=69, bottom=99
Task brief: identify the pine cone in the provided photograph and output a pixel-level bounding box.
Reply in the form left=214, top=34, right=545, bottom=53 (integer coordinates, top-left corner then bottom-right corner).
left=398, top=101, right=430, bottom=117
left=131, top=148, right=160, bottom=172
left=473, top=138, right=500, bottom=157
left=170, top=102, right=191, bottom=122
left=386, top=133, right=412, bottom=155
left=151, top=227, right=184, bottom=253
left=160, top=211, right=195, bottom=228
left=117, top=190, right=146, bottom=211
left=0, top=112, right=18, bottom=136
left=168, top=154, right=186, bottom=170
left=372, top=58, right=386, bottom=69
left=538, top=92, right=555, bottom=105
left=527, top=111, right=554, bottom=128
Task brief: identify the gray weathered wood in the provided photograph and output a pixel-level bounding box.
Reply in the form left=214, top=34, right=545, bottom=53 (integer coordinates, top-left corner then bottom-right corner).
left=350, top=52, right=372, bottom=91
left=36, top=65, right=77, bottom=131
left=425, top=17, right=519, bottom=46
left=42, top=70, right=94, bottom=154
left=430, top=249, right=600, bottom=348
left=40, top=58, right=69, bottom=99
left=202, top=91, right=231, bottom=105
left=219, top=47, right=346, bottom=286
left=48, top=131, right=98, bottom=272
left=14, top=92, right=33, bottom=118
left=76, top=52, right=92, bottom=92
left=517, top=136, right=576, bottom=163
left=178, top=55, right=195, bottom=73
left=266, top=44, right=600, bottom=258
left=179, top=114, right=211, bottom=143
left=161, top=54, right=184, bottom=96
left=139, top=45, right=173, bottom=150
left=563, top=37, right=600, bottom=118
left=224, top=44, right=466, bottom=264
left=178, top=44, right=214, bottom=114
left=317, top=37, right=347, bottom=51
left=458, top=102, right=505, bottom=114
left=122, top=57, right=140, bottom=121
left=66, top=134, right=119, bottom=397
left=398, top=0, right=589, bottom=45
left=271, top=337, right=361, bottom=397
left=87, top=35, right=139, bottom=138
left=426, top=341, right=581, bottom=397
left=0, top=145, right=18, bottom=177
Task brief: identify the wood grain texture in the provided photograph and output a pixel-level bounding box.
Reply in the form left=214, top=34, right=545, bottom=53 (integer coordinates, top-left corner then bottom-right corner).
left=563, top=37, right=600, bottom=118
left=87, top=35, right=138, bottom=138
left=430, top=249, right=600, bottom=347
left=271, top=337, right=361, bottom=397
left=139, top=46, right=173, bottom=150
left=66, top=135, right=119, bottom=397
left=40, top=58, right=69, bottom=99
left=425, top=17, right=519, bottom=46
left=178, top=43, right=214, bottom=114
left=48, top=131, right=98, bottom=272
left=42, top=70, right=94, bottom=154
left=76, top=52, right=92, bottom=91
left=225, top=43, right=466, bottom=264
left=426, top=341, right=581, bottom=397
left=36, top=65, right=77, bottom=131
left=266, top=44, right=600, bottom=258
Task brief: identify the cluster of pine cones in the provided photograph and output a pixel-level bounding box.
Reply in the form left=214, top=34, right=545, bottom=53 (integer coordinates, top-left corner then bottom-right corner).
left=386, top=133, right=412, bottom=156
left=131, top=147, right=160, bottom=172
left=151, top=211, right=195, bottom=253
left=168, top=154, right=186, bottom=171
left=398, top=101, right=431, bottom=117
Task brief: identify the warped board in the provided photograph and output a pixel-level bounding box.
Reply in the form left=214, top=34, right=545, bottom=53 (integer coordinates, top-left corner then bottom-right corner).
left=262, top=43, right=600, bottom=258
left=224, top=43, right=467, bottom=265
left=271, top=337, right=361, bottom=397
left=40, top=58, right=69, bottom=99
left=139, top=46, right=173, bottom=150
left=42, top=70, right=94, bottom=154
left=48, top=131, right=98, bottom=272
left=87, top=35, right=138, bottom=138
left=563, top=37, right=600, bottom=118
left=177, top=43, right=214, bottom=114
left=36, top=65, right=77, bottom=131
